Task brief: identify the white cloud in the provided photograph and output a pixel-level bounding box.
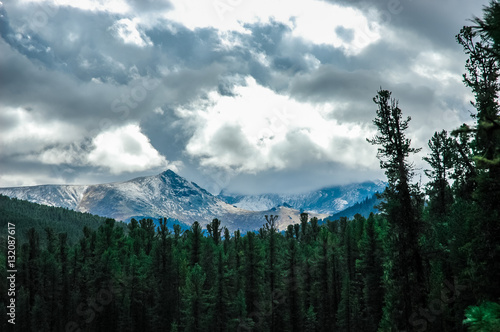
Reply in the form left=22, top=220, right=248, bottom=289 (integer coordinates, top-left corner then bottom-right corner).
left=0, top=107, right=84, bottom=155
left=87, top=124, right=171, bottom=174
left=38, top=144, right=87, bottom=165
left=18, top=0, right=130, bottom=14
left=110, top=18, right=152, bottom=47
left=181, top=76, right=378, bottom=173
left=411, top=51, right=463, bottom=86
left=166, top=0, right=380, bottom=55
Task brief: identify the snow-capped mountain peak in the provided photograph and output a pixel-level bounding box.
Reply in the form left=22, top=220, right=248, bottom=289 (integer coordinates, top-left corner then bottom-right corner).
left=0, top=170, right=384, bottom=231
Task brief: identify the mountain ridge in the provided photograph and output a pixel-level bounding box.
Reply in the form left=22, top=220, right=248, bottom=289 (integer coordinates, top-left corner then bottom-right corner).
left=0, top=170, right=383, bottom=231
left=218, top=180, right=386, bottom=214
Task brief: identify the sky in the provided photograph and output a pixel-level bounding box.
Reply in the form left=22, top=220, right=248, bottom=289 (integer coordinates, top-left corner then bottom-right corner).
left=0, top=0, right=490, bottom=195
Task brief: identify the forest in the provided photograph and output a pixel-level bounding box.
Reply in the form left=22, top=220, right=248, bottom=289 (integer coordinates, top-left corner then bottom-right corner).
left=1, top=2, right=500, bottom=332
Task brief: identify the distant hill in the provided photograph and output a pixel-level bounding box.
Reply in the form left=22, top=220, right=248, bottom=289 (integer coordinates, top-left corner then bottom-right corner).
left=320, top=194, right=381, bottom=223
left=0, top=194, right=123, bottom=245
left=218, top=180, right=386, bottom=214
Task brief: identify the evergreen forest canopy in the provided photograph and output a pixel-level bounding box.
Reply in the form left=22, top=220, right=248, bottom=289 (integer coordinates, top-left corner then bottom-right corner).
left=0, top=195, right=126, bottom=246
left=1, top=2, right=500, bottom=331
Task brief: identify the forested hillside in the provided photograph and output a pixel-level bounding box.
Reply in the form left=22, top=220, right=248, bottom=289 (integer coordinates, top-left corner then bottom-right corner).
left=1, top=2, right=500, bottom=332
left=0, top=195, right=124, bottom=245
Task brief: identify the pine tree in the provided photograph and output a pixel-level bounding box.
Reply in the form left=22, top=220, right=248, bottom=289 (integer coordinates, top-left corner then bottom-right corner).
left=367, top=89, right=426, bottom=330
left=243, top=231, right=264, bottom=330
left=211, top=248, right=229, bottom=332
left=316, top=228, right=333, bottom=331
left=423, top=130, right=455, bottom=216
left=151, top=218, right=178, bottom=329
left=181, top=264, right=210, bottom=332
left=336, top=218, right=361, bottom=332
left=285, top=237, right=303, bottom=332
left=300, top=213, right=309, bottom=242
left=457, top=4, right=500, bottom=300
left=207, top=218, right=223, bottom=246
left=189, top=221, right=203, bottom=267
left=264, top=215, right=280, bottom=332
left=358, top=213, right=384, bottom=331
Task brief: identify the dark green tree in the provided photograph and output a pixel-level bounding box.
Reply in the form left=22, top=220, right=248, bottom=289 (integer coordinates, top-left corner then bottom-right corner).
left=367, top=89, right=426, bottom=331
left=285, top=237, right=303, bottom=332
left=423, top=130, right=456, bottom=216
left=207, top=218, right=223, bottom=246
left=457, top=2, right=500, bottom=300
left=189, top=221, right=203, bottom=267
left=181, top=264, right=210, bottom=332
left=358, top=213, right=384, bottom=331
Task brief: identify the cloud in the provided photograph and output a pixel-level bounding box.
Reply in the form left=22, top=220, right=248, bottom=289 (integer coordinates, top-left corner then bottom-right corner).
left=0, top=0, right=490, bottom=194
left=183, top=76, right=378, bottom=172
left=110, top=18, right=153, bottom=47
left=0, top=106, right=85, bottom=157
left=87, top=124, right=173, bottom=174
left=17, top=0, right=130, bottom=14
left=166, top=0, right=380, bottom=55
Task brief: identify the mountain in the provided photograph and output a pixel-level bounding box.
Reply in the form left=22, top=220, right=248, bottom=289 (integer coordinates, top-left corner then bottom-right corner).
left=0, top=170, right=326, bottom=231
left=218, top=180, right=386, bottom=214
left=0, top=170, right=384, bottom=231
left=0, top=184, right=88, bottom=210
left=320, top=194, right=381, bottom=223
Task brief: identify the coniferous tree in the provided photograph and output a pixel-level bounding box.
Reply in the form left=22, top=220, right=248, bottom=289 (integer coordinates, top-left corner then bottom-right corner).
left=367, top=89, right=426, bottom=331
left=243, top=231, right=264, bottom=330
left=316, top=228, right=333, bottom=331
left=189, top=221, right=203, bottom=267
left=181, top=263, right=210, bottom=332
left=424, top=130, right=456, bottom=216
left=285, top=237, right=303, bottom=332
left=300, top=213, right=309, bottom=242
left=263, top=214, right=280, bottom=332
left=207, top=218, right=223, bottom=246
left=358, top=213, right=384, bottom=332
left=457, top=6, right=500, bottom=300
left=336, top=217, right=361, bottom=332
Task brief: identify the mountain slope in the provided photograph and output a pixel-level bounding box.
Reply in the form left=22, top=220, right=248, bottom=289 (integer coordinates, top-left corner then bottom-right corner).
left=218, top=180, right=386, bottom=214
left=0, top=170, right=325, bottom=231
left=0, top=184, right=88, bottom=210
left=320, top=194, right=381, bottom=223
left=76, top=170, right=239, bottom=223
left=0, top=170, right=381, bottom=231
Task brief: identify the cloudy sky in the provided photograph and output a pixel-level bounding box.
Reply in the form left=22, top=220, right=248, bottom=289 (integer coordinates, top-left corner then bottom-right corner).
left=0, top=0, right=488, bottom=194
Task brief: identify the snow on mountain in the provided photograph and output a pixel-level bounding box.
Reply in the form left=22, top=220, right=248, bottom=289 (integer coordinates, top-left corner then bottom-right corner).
left=0, top=184, right=88, bottom=210
left=0, top=170, right=324, bottom=231
left=0, top=170, right=384, bottom=231
left=218, top=180, right=386, bottom=215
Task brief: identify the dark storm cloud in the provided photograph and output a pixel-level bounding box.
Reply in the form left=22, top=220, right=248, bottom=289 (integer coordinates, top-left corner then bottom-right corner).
left=1, top=5, right=130, bottom=83
left=0, top=6, right=229, bottom=125
left=328, top=0, right=484, bottom=49
left=140, top=106, right=192, bottom=162
left=289, top=65, right=382, bottom=103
